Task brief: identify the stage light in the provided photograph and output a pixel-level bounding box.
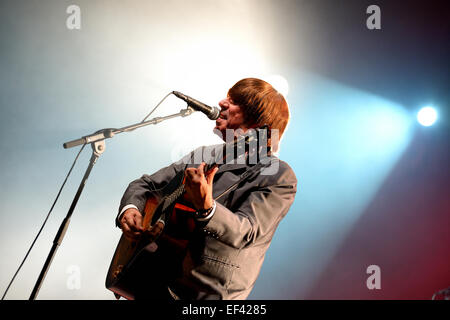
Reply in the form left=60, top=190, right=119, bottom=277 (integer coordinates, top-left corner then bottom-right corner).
left=263, top=74, right=415, bottom=299
left=417, top=106, right=437, bottom=126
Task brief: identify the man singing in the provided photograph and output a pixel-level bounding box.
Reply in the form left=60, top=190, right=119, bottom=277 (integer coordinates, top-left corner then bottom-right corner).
left=115, top=78, right=297, bottom=300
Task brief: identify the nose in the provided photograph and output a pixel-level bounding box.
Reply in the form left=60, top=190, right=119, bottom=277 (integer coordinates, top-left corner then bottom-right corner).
left=218, top=99, right=229, bottom=110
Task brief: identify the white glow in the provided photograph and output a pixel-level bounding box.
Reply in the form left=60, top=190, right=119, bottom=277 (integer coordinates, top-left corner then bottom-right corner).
left=417, top=106, right=437, bottom=126
left=0, top=0, right=309, bottom=301
left=264, top=74, right=289, bottom=97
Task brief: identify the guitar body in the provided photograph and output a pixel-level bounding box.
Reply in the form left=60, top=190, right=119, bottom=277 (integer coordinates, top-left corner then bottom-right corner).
left=105, top=172, right=196, bottom=300
left=105, top=132, right=260, bottom=299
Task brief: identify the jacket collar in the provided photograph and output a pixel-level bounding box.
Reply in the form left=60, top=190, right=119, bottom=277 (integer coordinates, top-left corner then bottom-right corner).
left=206, top=142, right=272, bottom=174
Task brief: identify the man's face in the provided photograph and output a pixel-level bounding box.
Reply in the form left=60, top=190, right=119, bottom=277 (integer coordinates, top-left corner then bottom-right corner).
left=214, top=97, right=248, bottom=140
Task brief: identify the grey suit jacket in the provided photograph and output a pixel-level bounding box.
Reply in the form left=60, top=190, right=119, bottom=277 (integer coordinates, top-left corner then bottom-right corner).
left=117, top=144, right=297, bottom=299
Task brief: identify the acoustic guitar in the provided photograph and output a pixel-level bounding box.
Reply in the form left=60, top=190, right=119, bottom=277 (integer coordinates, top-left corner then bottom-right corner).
left=105, top=130, right=267, bottom=299
left=105, top=169, right=202, bottom=300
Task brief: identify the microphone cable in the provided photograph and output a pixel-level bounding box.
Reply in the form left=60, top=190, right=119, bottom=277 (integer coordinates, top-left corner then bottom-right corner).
left=1, top=143, right=86, bottom=300
left=1, top=91, right=173, bottom=299
left=141, top=92, right=173, bottom=122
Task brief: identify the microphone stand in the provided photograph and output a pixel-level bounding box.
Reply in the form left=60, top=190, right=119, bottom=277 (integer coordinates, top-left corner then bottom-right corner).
left=29, top=106, right=194, bottom=300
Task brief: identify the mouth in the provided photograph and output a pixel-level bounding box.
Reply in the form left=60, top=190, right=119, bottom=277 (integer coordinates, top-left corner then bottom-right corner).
left=215, top=117, right=226, bottom=128
left=215, top=112, right=227, bottom=127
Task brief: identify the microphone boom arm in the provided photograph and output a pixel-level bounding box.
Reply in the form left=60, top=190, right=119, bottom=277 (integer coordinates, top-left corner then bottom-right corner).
left=63, top=106, right=194, bottom=149
left=30, top=105, right=194, bottom=300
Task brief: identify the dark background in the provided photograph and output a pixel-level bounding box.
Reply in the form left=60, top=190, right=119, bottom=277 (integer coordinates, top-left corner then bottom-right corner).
left=277, top=0, right=449, bottom=299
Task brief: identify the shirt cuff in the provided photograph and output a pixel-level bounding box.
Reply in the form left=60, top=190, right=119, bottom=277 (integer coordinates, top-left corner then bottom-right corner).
left=195, top=201, right=216, bottom=221
left=118, top=204, right=166, bottom=227
left=117, top=204, right=139, bottom=226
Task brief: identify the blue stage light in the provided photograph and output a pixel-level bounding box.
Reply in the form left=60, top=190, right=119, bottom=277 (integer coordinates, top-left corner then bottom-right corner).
left=417, top=106, right=437, bottom=126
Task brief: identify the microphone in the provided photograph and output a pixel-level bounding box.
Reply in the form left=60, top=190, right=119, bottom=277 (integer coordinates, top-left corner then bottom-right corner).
left=172, top=91, right=220, bottom=120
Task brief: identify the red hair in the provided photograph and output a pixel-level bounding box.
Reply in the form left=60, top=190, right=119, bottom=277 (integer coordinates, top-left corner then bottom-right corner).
left=228, top=78, right=290, bottom=150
